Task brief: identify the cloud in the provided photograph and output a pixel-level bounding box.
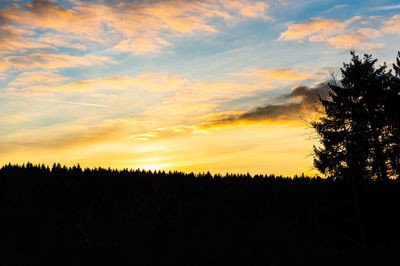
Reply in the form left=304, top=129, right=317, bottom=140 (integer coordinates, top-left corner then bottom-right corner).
left=382, top=15, right=400, bottom=35
left=31, top=98, right=111, bottom=108
left=138, top=102, right=219, bottom=127
left=9, top=71, right=68, bottom=87
left=281, top=83, right=330, bottom=105
left=0, top=118, right=126, bottom=153
left=238, top=68, right=320, bottom=81
left=279, top=16, right=384, bottom=50
left=8, top=72, right=185, bottom=92
left=370, top=5, right=400, bottom=11
left=237, top=103, right=302, bottom=121
left=321, top=4, right=348, bottom=14
left=356, top=27, right=382, bottom=38
left=0, top=0, right=272, bottom=56
left=130, top=69, right=329, bottom=131
left=167, top=80, right=260, bottom=105
left=218, top=0, right=271, bottom=20
left=201, top=83, right=329, bottom=127
left=36, top=35, right=87, bottom=51
left=1, top=53, right=115, bottom=72
left=327, top=34, right=383, bottom=50
left=0, top=113, right=31, bottom=124
left=279, top=17, right=348, bottom=42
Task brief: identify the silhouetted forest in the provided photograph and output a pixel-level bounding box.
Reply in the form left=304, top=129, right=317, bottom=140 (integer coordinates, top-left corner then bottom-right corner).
left=1, top=163, right=400, bottom=265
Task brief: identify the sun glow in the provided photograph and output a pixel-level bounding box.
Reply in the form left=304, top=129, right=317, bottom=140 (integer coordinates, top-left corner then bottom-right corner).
left=139, top=164, right=171, bottom=172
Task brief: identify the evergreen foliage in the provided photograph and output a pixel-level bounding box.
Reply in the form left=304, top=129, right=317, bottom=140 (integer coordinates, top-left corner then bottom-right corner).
left=313, top=51, right=400, bottom=180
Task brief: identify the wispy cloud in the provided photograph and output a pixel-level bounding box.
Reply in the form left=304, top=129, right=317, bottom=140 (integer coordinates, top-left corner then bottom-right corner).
left=321, top=4, right=348, bottom=14
left=9, top=71, right=68, bottom=87
left=7, top=72, right=185, bottom=92
left=0, top=53, right=115, bottom=72
left=235, top=68, right=322, bottom=81
left=370, top=5, right=400, bottom=11
left=33, top=98, right=111, bottom=108
left=7, top=95, right=111, bottom=108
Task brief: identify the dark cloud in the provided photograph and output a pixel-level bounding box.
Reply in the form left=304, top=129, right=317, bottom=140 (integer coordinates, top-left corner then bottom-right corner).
left=23, top=0, right=70, bottom=15
left=238, top=103, right=301, bottom=121
left=281, top=83, right=330, bottom=105
left=201, top=83, right=330, bottom=128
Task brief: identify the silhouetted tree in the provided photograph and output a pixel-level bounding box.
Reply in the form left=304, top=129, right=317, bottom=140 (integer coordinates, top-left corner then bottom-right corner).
left=386, top=52, right=400, bottom=177
left=312, top=51, right=400, bottom=180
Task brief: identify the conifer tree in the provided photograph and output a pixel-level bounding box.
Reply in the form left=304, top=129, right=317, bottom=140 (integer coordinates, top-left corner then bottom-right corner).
left=313, top=51, right=400, bottom=180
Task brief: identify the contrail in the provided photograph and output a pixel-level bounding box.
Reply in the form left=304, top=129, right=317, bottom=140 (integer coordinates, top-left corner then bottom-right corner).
left=9, top=95, right=111, bottom=108
left=46, top=99, right=111, bottom=108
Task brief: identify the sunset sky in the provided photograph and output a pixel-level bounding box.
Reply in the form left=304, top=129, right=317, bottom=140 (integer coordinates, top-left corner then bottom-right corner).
left=1, top=0, right=399, bottom=175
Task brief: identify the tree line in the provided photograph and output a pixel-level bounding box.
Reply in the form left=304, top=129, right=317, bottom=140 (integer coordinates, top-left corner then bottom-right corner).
left=1, top=163, right=400, bottom=265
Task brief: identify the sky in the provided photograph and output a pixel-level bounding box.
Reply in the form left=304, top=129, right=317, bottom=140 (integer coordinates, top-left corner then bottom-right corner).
left=1, top=0, right=399, bottom=175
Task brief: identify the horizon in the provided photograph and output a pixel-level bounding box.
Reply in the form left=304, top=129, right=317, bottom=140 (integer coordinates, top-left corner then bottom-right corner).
left=1, top=0, right=400, bottom=175
left=1, top=161, right=322, bottom=177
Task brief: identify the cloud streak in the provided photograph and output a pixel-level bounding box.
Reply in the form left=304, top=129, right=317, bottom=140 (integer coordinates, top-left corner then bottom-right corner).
left=0, top=53, right=115, bottom=72
left=32, top=98, right=111, bottom=108
left=201, top=83, right=329, bottom=127
left=7, top=72, right=185, bottom=93
left=7, top=94, right=111, bottom=108
left=235, top=68, right=322, bottom=81
left=370, top=5, right=400, bottom=11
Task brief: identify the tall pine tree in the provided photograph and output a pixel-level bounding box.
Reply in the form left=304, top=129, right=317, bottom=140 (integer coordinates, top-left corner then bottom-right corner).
left=313, top=51, right=400, bottom=180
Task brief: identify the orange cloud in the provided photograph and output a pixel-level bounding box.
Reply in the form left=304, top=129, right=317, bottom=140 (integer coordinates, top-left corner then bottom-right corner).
left=0, top=0, right=272, bottom=56
left=327, top=34, right=383, bottom=50
left=36, top=35, right=87, bottom=51
left=382, top=15, right=400, bottom=35
left=356, top=27, right=381, bottom=38
left=279, top=17, right=347, bottom=41
left=9, top=71, right=68, bottom=87
left=239, top=68, right=319, bottom=81
left=219, top=0, right=271, bottom=20
left=0, top=24, right=53, bottom=53
left=279, top=16, right=384, bottom=50
left=115, top=38, right=172, bottom=55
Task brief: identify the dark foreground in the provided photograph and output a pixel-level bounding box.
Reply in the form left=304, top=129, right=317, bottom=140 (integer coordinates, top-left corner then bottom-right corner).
left=1, top=164, right=399, bottom=266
